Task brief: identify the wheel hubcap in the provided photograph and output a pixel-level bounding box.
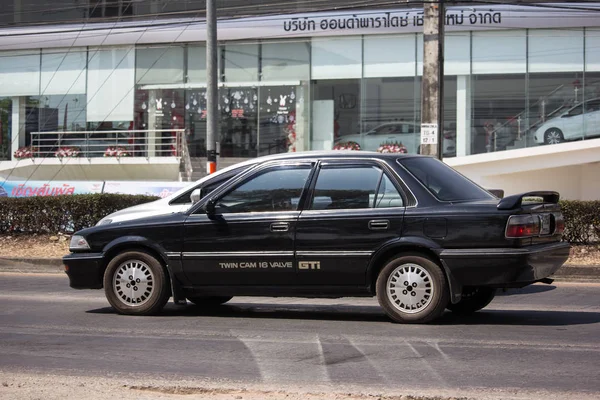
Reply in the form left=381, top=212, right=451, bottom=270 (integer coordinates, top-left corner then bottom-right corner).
left=386, top=263, right=433, bottom=314
left=546, top=131, right=561, bottom=144
left=113, top=260, right=154, bottom=306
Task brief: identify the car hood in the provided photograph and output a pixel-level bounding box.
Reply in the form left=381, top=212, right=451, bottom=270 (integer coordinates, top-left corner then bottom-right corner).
left=97, top=198, right=184, bottom=225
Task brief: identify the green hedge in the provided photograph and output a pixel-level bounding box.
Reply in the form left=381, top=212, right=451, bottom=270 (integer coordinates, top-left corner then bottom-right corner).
left=0, top=194, right=159, bottom=234
left=560, top=200, right=600, bottom=245
left=0, top=195, right=598, bottom=244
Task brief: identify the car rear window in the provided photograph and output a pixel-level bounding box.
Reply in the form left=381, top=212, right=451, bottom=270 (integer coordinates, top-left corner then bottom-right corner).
left=398, top=157, right=494, bottom=202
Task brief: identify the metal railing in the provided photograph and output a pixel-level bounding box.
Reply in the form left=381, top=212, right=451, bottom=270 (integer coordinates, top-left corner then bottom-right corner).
left=179, top=130, right=193, bottom=181
left=29, top=129, right=185, bottom=158
left=489, top=84, right=569, bottom=152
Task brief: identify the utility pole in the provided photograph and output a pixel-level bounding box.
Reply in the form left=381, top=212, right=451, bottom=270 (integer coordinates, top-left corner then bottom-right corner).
left=206, top=0, right=218, bottom=174
left=420, top=0, right=445, bottom=159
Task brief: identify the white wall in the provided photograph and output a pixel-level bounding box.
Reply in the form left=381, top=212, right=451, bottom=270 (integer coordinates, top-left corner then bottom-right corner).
left=447, top=138, right=600, bottom=201
left=473, top=164, right=600, bottom=200
left=0, top=158, right=180, bottom=181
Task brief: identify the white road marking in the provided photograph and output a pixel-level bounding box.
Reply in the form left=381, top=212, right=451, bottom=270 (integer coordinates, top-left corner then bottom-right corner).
left=405, top=340, right=448, bottom=387
left=233, top=332, right=330, bottom=384
left=429, top=341, right=451, bottom=362
left=344, top=336, right=393, bottom=384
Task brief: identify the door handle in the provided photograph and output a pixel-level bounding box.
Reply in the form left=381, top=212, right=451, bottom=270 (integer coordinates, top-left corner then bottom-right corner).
left=368, top=219, right=389, bottom=230
left=270, top=222, right=289, bottom=232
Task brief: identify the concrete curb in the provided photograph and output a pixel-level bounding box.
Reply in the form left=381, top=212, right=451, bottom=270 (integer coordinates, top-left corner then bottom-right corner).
left=0, top=258, right=598, bottom=282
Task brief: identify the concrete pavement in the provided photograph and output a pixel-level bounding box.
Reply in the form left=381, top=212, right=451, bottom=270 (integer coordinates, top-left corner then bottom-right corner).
left=0, top=272, right=599, bottom=400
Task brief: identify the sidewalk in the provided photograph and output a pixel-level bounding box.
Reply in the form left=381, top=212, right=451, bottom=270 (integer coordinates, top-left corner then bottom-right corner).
left=1, top=257, right=598, bottom=282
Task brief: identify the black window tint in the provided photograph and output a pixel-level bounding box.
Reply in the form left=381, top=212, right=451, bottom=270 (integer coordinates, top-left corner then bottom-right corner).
left=400, top=157, right=494, bottom=202
left=216, top=167, right=311, bottom=213
left=169, top=167, right=246, bottom=205
left=568, top=105, right=583, bottom=116
left=311, top=166, right=381, bottom=210
left=374, top=174, right=404, bottom=208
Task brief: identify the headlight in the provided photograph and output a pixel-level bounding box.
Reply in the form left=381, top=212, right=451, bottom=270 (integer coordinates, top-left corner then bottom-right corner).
left=69, top=235, right=90, bottom=251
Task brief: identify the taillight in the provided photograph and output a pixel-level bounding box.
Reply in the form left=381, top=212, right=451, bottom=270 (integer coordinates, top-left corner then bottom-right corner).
left=505, top=215, right=540, bottom=238
left=554, top=212, right=565, bottom=235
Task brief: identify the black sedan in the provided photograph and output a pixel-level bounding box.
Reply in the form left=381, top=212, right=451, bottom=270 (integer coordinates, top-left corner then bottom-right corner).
left=64, top=151, right=570, bottom=323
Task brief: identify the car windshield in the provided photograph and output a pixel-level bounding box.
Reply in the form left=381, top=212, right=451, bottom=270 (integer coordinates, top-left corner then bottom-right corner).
left=399, top=157, right=495, bottom=202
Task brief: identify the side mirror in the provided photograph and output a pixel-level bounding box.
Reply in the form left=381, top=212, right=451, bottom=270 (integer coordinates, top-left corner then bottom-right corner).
left=205, top=199, right=216, bottom=215
left=190, top=188, right=201, bottom=204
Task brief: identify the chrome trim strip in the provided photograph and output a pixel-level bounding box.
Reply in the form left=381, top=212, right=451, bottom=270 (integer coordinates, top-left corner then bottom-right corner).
left=439, top=242, right=570, bottom=258
left=296, top=251, right=373, bottom=257
left=165, top=252, right=182, bottom=258
left=183, top=251, right=294, bottom=258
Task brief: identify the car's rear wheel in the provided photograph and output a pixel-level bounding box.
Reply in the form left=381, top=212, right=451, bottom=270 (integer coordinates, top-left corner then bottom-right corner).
left=103, top=250, right=170, bottom=315
left=376, top=254, right=448, bottom=324
left=544, top=128, right=564, bottom=144
left=187, top=296, right=233, bottom=307
left=446, top=287, right=496, bottom=315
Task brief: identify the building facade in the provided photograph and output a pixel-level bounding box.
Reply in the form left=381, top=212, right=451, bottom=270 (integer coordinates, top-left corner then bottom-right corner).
left=1, top=2, right=599, bottom=198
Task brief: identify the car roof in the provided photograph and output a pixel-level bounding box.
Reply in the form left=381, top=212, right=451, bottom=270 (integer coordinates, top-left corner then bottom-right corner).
left=245, top=150, right=423, bottom=162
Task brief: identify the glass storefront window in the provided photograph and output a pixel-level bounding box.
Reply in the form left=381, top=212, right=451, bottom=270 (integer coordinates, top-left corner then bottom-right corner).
left=311, top=37, right=362, bottom=80
left=41, top=48, right=87, bottom=96
left=312, top=79, right=360, bottom=151
left=0, top=98, right=11, bottom=160
left=224, top=43, right=259, bottom=83
left=0, top=50, right=41, bottom=97
left=360, top=77, right=420, bottom=153
left=219, top=86, right=258, bottom=157
left=261, top=40, right=310, bottom=82
left=471, top=74, right=526, bottom=154
left=136, top=46, right=184, bottom=85
left=87, top=46, right=135, bottom=125
left=133, top=88, right=185, bottom=157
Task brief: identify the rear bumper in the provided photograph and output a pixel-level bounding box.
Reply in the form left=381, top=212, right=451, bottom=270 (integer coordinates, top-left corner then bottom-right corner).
left=63, top=252, right=105, bottom=289
left=439, top=242, right=570, bottom=287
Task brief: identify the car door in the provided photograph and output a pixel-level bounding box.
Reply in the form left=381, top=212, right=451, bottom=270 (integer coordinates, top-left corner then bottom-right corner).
left=583, top=99, right=600, bottom=138
left=294, top=160, right=408, bottom=286
left=182, top=161, right=315, bottom=286
left=562, top=104, right=584, bottom=140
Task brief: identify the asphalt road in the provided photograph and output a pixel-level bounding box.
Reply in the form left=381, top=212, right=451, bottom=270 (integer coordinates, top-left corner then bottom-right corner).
left=1, top=272, right=599, bottom=400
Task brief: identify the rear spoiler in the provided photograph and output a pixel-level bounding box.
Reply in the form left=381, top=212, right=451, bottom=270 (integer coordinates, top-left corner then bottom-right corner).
left=497, top=191, right=560, bottom=210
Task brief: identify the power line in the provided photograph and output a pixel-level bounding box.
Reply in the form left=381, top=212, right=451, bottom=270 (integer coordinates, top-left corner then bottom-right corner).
left=1, top=0, right=180, bottom=185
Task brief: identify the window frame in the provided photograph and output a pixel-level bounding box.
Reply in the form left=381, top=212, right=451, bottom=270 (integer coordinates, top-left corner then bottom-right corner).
left=305, top=160, right=407, bottom=212
left=168, top=166, right=249, bottom=205
left=188, top=160, right=317, bottom=215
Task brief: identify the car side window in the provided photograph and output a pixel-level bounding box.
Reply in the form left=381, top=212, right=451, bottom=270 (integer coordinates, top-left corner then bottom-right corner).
left=374, top=173, right=404, bottom=208
left=568, top=105, right=583, bottom=116
left=373, top=125, right=396, bottom=135
left=310, top=166, right=403, bottom=210
left=214, top=166, right=312, bottom=214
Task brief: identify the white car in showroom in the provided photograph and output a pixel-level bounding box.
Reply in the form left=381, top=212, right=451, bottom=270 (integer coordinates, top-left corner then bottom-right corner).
left=338, top=121, right=456, bottom=156
left=534, top=98, right=600, bottom=145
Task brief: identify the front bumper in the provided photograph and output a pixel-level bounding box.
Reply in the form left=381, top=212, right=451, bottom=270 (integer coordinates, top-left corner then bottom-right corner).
left=439, top=242, right=570, bottom=287
left=63, top=252, right=105, bottom=289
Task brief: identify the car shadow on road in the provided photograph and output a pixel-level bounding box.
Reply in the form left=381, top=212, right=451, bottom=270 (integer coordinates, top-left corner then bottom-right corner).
left=87, top=302, right=600, bottom=326
left=436, top=309, right=600, bottom=326
left=496, top=284, right=557, bottom=296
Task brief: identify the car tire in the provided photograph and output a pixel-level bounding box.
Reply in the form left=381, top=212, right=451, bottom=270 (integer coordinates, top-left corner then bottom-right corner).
left=103, top=250, right=171, bottom=315
left=446, top=287, right=496, bottom=315
left=376, top=254, right=449, bottom=324
left=544, top=128, right=564, bottom=145
left=187, top=296, right=233, bottom=307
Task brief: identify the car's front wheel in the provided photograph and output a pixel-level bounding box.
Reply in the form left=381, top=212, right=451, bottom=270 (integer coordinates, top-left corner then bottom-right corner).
left=376, top=254, right=449, bottom=324
left=187, top=296, right=233, bottom=307
left=446, top=287, right=496, bottom=315
left=544, top=128, right=564, bottom=144
left=103, top=250, right=171, bottom=315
